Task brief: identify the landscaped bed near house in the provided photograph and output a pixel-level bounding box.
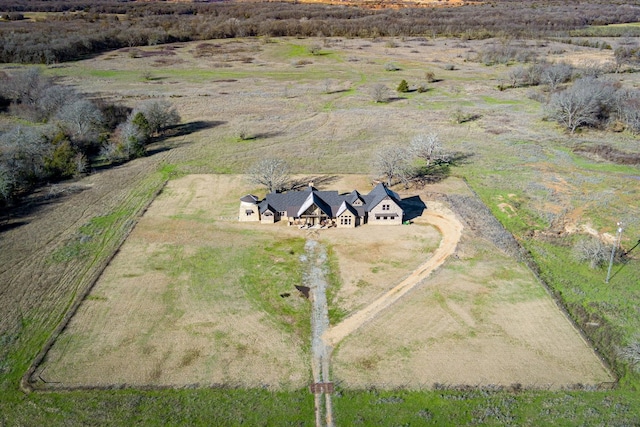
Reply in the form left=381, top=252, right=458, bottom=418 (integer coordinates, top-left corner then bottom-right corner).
left=35, top=174, right=612, bottom=390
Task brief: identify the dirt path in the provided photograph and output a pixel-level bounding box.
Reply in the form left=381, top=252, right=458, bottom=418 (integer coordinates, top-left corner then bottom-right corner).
left=322, top=209, right=463, bottom=348
left=304, top=240, right=334, bottom=427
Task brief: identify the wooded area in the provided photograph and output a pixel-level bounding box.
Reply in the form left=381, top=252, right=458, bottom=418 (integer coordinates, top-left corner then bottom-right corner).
left=1, top=0, right=639, bottom=64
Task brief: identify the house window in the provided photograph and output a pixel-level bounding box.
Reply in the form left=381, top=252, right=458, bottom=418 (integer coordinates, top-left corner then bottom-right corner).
left=279, top=211, right=286, bottom=217
left=382, top=204, right=390, bottom=211
left=245, top=209, right=253, bottom=216
left=383, top=216, right=388, bottom=220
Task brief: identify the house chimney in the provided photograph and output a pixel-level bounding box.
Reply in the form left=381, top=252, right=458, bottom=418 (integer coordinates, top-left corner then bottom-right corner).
left=308, top=181, right=314, bottom=188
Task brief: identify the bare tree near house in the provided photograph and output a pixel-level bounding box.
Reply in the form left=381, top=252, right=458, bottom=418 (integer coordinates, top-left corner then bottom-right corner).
left=372, top=145, right=410, bottom=187
left=247, top=158, right=290, bottom=193
left=409, top=133, right=447, bottom=167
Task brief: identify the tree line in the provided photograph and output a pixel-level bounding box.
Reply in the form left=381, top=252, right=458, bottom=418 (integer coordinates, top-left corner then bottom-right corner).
left=2, top=1, right=640, bottom=64
left=0, top=68, right=180, bottom=207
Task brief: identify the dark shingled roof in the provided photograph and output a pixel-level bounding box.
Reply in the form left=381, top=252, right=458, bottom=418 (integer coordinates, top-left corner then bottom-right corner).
left=240, top=194, right=259, bottom=203
left=363, top=183, right=401, bottom=210
left=257, top=183, right=402, bottom=219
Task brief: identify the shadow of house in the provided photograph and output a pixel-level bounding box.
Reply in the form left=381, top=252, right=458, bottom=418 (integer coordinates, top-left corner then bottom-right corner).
left=400, top=195, right=427, bottom=222
left=288, top=175, right=340, bottom=191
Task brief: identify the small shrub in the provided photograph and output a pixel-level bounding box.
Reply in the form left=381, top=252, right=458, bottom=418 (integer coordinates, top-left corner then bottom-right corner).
left=417, top=83, right=429, bottom=93
left=384, top=62, right=400, bottom=71
left=397, top=79, right=409, bottom=93
left=618, top=340, right=640, bottom=372
left=451, top=108, right=480, bottom=124
left=291, top=59, right=312, bottom=67
left=308, top=44, right=322, bottom=55
left=424, top=71, right=436, bottom=82
left=371, top=84, right=389, bottom=103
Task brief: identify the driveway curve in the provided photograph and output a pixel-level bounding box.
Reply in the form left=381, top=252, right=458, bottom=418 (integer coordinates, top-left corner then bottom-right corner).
left=322, top=209, right=463, bottom=348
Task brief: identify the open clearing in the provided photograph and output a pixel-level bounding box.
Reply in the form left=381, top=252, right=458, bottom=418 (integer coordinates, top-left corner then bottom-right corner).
left=37, top=174, right=612, bottom=389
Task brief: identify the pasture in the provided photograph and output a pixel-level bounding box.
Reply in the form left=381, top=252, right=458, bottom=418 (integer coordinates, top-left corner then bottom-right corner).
left=1, top=36, right=638, bottom=424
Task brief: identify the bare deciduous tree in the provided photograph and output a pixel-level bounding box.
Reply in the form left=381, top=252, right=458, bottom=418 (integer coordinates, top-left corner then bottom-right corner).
left=36, top=85, right=78, bottom=122
left=116, top=119, right=147, bottom=160
left=0, top=125, right=52, bottom=199
left=547, top=77, right=616, bottom=134
left=508, top=66, right=525, bottom=88
left=572, top=235, right=609, bottom=269
left=55, top=99, right=105, bottom=141
left=371, top=83, right=389, bottom=103
left=0, top=163, right=16, bottom=203
left=541, top=63, right=573, bottom=91
left=1, top=67, right=48, bottom=107
left=409, top=133, right=445, bottom=167
left=247, top=158, right=290, bottom=193
left=619, top=340, right=640, bottom=372
left=372, top=145, right=410, bottom=187
left=133, top=100, right=180, bottom=136
left=614, top=88, right=640, bottom=133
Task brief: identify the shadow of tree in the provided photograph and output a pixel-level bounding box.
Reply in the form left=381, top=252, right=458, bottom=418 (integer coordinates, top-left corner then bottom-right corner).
left=288, top=175, right=341, bottom=191
left=411, top=152, right=474, bottom=187
left=145, top=120, right=225, bottom=156
left=609, top=238, right=640, bottom=281
left=239, top=131, right=284, bottom=141
left=1, top=184, right=90, bottom=234
left=160, top=120, right=225, bottom=140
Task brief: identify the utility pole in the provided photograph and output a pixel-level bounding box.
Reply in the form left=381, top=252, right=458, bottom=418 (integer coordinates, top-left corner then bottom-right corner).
left=605, top=222, right=623, bottom=283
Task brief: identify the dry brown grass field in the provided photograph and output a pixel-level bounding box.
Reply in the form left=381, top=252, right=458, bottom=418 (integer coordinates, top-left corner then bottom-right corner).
left=36, top=174, right=612, bottom=389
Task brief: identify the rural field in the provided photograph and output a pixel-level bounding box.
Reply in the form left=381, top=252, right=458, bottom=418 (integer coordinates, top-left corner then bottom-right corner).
left=36, top=174, right=612, bottom=390
left=1, top=33, right=639, bottom=425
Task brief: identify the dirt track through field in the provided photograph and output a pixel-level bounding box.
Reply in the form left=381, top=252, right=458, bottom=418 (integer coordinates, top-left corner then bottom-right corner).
left=323, top=210, right=463, bottom=347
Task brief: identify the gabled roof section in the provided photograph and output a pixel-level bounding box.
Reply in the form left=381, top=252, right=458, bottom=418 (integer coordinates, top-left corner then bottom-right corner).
left=336, top=201, right=358, bottom=217
left=259, top=202, right=276, bottom=214
left=240, top=194, right=259, bottom=204
left=365, top=183, right=402, bottom=210
left=348, top=190, right=364, bottom=204
left=296, top=191, right=332, bottom=217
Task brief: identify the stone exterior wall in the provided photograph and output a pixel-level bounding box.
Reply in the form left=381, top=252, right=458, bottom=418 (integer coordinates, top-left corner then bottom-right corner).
left=368, top=196, right=403, bottom=225
left=239, top=201, right=260, bottom=222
